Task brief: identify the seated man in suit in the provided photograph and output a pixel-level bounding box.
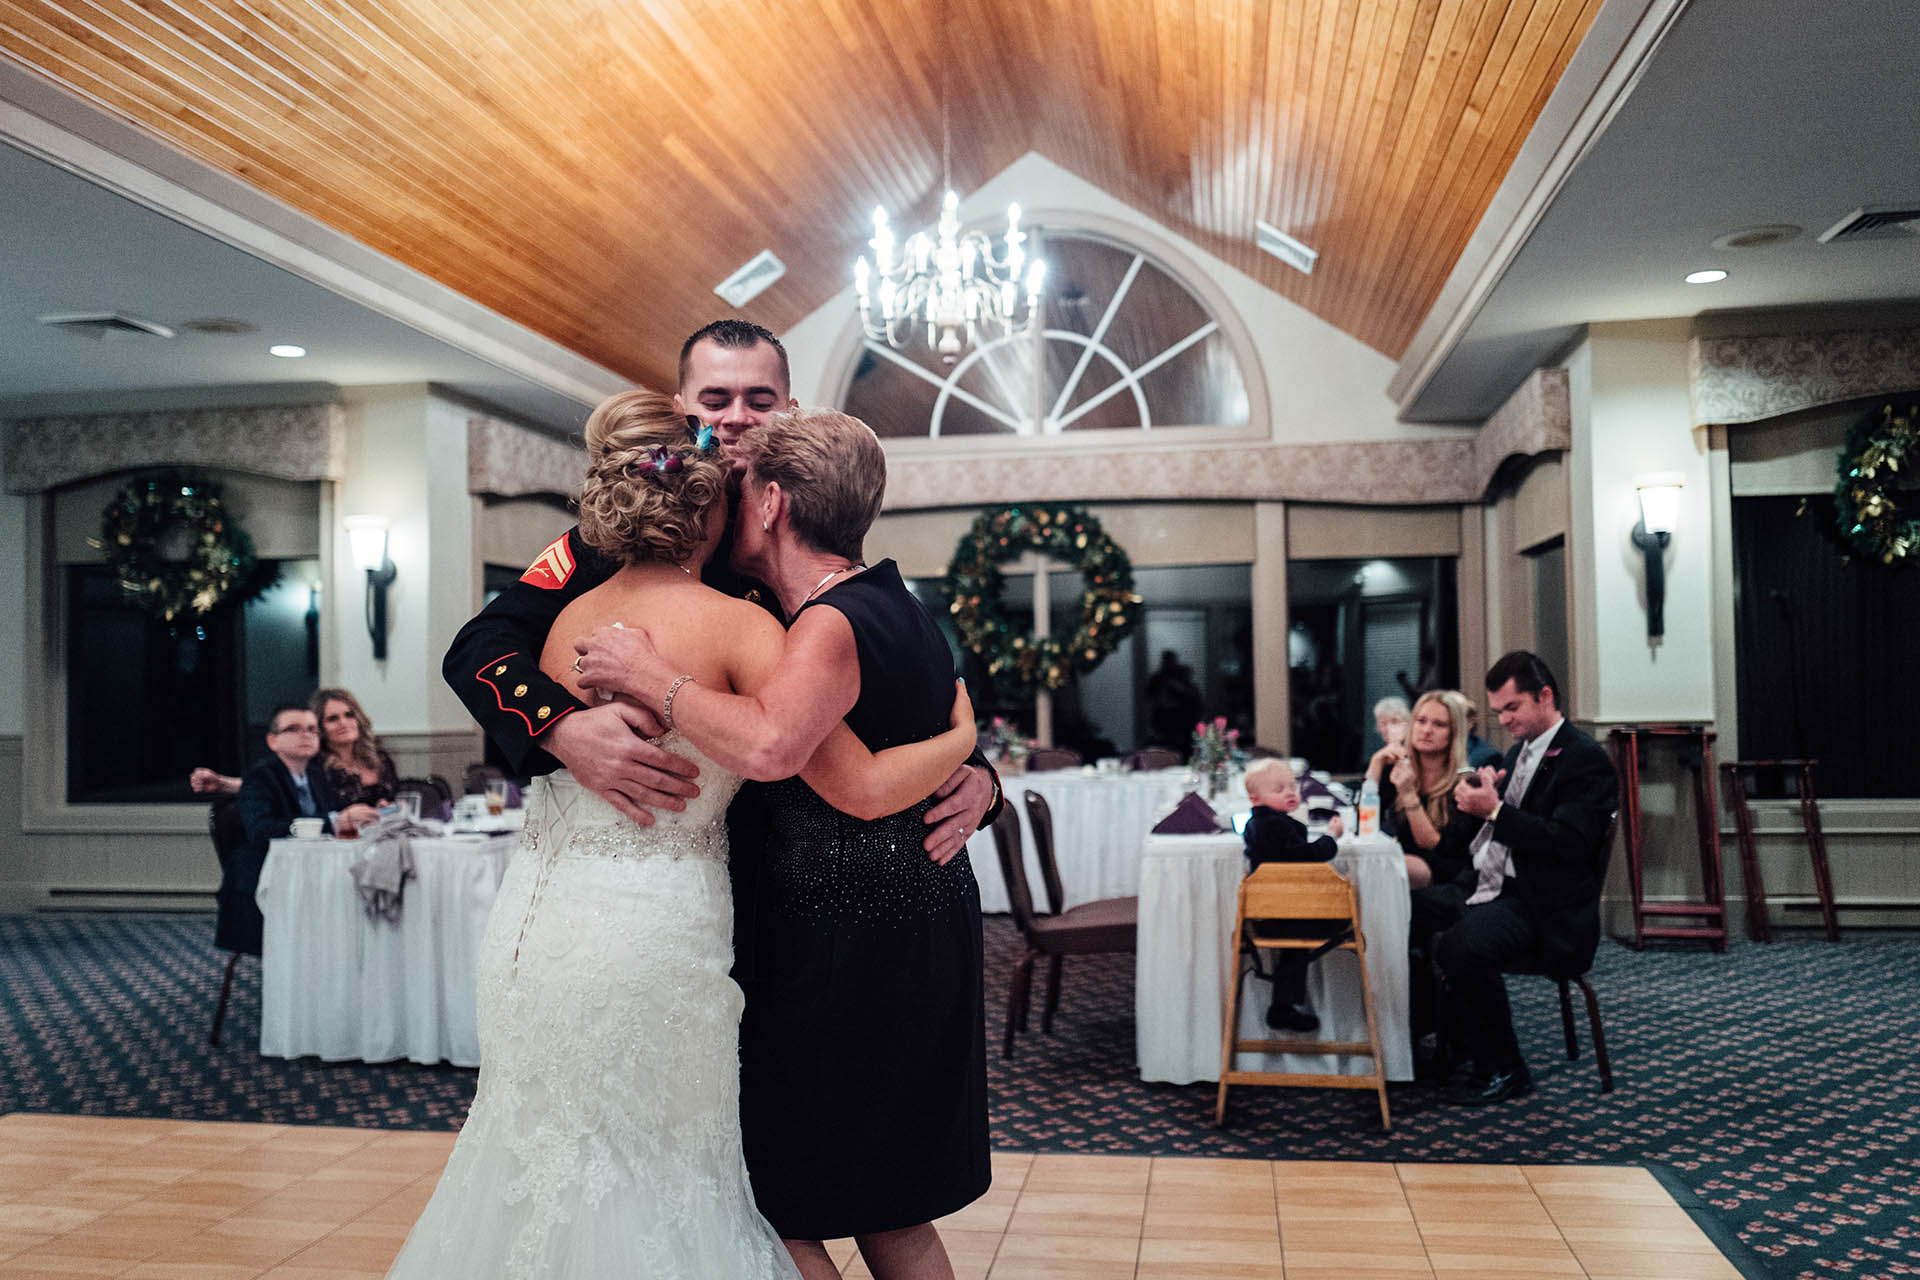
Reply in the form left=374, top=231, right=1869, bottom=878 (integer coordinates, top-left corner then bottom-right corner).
left=224, top=706, right=380, bottom=923
left=1433, top=651, right=1618, bottom=1104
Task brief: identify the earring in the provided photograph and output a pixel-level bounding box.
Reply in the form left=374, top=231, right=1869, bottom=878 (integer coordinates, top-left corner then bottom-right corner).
left=761, top=520, right=769, bottom=532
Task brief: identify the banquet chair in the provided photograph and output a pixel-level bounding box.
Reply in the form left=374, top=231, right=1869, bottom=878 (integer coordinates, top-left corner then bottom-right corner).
left=990, top=806, right=1137, bottom=1059
left=1122, top=747, right=1181, bottom=771
left=463, top=763, right=506, bottom=794
left=1215, top=862, right=1390, bottom=1130
left=1501, top=812, right=1620, bottom=1092
left=207, top=796, right=257, bottom=1047
left=1023, top=746, right=1082, bottom=772
left=1020, top=790, right=1138, bottom=1031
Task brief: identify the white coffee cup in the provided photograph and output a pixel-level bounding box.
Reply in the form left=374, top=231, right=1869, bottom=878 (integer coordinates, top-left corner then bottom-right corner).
left=290, top=817, right=325, bottom=839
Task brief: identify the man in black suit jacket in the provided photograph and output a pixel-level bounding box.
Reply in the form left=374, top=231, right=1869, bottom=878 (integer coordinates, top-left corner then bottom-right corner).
left=223, top=705, right=378, bottom=937
left=1435, top=651, right=1618, bottom=1104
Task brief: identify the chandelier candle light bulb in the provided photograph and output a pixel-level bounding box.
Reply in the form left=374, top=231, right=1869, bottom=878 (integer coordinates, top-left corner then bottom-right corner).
left=853, top=187, right=1046, bottom=364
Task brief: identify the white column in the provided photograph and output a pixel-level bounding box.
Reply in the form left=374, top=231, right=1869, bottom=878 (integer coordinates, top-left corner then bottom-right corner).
left=1028, top=551, right=1053, bottom=745
left=331, top=387, right=479, bottom=777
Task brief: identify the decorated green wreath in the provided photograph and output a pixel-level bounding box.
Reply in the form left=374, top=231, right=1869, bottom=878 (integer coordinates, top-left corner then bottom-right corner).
left=94, top=474, right=259, bottom=621
left=942, top=503, right=1141, bottom=691
left=1831, top=403, right=1917, bottom=567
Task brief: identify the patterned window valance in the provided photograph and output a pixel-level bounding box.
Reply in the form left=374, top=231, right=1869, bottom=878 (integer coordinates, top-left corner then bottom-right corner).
left=5, top=403, right=345, bottom=494
left=466, top=415, right=584, bottom=499
left=882, top=368, right=1568, bottom=510
left=1690, top=327, right=1920, bottom=426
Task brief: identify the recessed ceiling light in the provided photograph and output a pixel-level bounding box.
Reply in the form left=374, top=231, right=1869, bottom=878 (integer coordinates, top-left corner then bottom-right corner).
left=1684, top=269, right=1728, bottom=285
left=269, top=344, right=307, bottom=358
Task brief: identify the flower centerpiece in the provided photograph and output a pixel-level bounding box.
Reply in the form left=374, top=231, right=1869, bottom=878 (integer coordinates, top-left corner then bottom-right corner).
left=979, top=716, right=1039, bottom=772
left=1190, top=716, right=1240, bottom=798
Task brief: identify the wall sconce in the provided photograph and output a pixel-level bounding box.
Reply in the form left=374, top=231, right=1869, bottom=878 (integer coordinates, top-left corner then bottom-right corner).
left=344, top=515, right=396, bottom=660
left=1631, top=472, right=1684, bottom=638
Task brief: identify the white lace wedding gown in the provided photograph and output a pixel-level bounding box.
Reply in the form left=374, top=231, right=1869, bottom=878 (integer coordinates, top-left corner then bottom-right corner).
left=385, top=739, right=799, bottom=1279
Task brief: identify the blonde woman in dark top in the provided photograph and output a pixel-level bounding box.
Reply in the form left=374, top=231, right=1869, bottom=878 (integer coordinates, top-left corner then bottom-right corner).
left=1381, top=690, right=1480, bottom=888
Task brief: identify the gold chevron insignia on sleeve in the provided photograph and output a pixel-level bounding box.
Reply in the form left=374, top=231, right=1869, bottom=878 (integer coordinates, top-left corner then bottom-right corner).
left=519, top=535, right=577, bottom=590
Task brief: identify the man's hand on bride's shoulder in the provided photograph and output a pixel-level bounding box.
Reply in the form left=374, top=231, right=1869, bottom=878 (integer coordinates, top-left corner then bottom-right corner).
left=545, top=702, right=700, bottom=826
left=573, top=624, right=667, bottom=704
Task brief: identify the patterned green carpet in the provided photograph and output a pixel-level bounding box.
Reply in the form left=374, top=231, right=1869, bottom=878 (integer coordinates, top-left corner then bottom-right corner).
left=2, top=912, right=1915, bottom=1279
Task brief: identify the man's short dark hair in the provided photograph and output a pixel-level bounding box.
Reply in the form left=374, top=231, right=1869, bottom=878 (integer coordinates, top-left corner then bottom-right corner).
left=268, top=703, right=315, bottom=733
left=1485, top=650, right=1561, bottom=706
left=678, top=320, right=790, bottom=393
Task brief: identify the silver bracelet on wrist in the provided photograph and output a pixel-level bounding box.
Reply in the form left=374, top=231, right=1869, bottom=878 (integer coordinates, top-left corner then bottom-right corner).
left=663, top=675, right=694, bottom=732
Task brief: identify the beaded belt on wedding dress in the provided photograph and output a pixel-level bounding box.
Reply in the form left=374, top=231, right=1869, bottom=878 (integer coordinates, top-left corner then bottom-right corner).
left=510, top=777, right=727, bottom=969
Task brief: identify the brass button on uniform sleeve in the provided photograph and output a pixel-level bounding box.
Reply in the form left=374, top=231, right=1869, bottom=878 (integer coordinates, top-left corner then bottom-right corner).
left=536, top=706, right=551, bottom=720
left=513, top=683, right=528, bottom=698
left=494, top=664, right=508, bottom=676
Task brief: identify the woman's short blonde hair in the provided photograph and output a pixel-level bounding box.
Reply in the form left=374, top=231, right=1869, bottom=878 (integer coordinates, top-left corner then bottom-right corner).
left=576, top=389, right=728, bottom=566
left=732, top=409, right=885, bottom=561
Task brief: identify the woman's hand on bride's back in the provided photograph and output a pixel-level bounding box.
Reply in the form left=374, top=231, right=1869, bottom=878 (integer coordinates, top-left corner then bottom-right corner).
left=574, top=624, right=668, bottom=704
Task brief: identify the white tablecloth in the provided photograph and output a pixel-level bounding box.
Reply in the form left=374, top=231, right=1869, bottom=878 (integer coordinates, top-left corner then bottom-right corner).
left=1135, top=830, right=1411, bottom=1084
left=967, top=768, right=1194, bottom=912
left=255, top=833, right=518, bottom=1067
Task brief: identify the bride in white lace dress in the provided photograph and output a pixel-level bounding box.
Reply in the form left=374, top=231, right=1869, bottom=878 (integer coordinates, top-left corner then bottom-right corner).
left=385, top=392, right=973, bottom=1280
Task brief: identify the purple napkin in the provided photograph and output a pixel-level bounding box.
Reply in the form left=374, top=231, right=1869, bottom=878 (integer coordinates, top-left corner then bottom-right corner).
left=1152, top=791, right=1222, bottom=834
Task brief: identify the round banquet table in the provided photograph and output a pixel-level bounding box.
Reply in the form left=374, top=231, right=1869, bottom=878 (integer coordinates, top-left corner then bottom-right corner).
left=1135, top=830, right=1411, bottom=1084
left=255, top=831, right=518, bottom=1067
left=965, top=767, right=1195, bottom=912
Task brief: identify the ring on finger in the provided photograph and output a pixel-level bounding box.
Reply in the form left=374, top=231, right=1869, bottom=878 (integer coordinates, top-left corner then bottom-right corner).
left=569, top=656, right=584, bottom=674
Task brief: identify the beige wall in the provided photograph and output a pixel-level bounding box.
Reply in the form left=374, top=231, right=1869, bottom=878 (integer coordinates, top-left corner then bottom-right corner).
left=476, top=494, right=575, bottom=570
left=0, top=388, right=498, bottom=909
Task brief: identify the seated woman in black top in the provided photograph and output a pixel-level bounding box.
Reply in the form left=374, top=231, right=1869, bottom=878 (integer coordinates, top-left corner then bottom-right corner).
left=1379, top=690, right=1480, bottom=888
left=311, top=687, right=399, bottom=810
left=1242, top=758, right=1341, bottom=1033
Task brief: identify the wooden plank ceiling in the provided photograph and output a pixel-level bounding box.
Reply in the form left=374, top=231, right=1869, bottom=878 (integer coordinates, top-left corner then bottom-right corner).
left=0, top=0, right=1602, bottom=393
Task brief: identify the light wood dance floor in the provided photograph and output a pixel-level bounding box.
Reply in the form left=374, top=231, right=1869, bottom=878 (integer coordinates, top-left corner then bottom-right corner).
left=0, top=1115, right=1744, bottom=1278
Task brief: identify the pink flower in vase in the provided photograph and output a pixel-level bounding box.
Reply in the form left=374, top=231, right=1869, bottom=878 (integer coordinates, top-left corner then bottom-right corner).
left=1213, top=715, right=1228, bottom=729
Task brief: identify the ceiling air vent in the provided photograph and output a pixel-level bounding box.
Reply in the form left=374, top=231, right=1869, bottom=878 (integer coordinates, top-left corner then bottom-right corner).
left=37, top=311, right=176, bottom=340
left=1816, top=206, right=1920, bottom=244
left=713, top=250, right=786, bottom=308
left=1255, top=219, right=1318, bottom=276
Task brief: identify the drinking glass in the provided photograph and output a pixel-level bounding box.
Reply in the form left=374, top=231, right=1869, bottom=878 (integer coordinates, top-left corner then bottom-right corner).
left=399, top=792, right=421, bottom=824
left=485, top=779, right=508, bottom=817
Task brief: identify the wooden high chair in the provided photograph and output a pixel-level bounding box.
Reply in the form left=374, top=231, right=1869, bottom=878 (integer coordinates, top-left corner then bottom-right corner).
left=1214, top=862, right=1390, bottom=1130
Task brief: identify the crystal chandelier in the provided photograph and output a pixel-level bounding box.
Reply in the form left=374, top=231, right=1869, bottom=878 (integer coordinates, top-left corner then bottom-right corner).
left=853, top=102, right=1045, bottom=364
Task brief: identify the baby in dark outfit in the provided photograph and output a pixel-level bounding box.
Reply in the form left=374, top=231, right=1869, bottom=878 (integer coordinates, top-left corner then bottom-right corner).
left=1242, top=759, right=1344, bottom=1032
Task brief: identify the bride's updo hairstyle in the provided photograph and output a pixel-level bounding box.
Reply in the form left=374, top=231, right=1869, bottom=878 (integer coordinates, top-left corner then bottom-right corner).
left=577, top=389, right=728, bottom=566
left=731, top=409, right=886, bottom=561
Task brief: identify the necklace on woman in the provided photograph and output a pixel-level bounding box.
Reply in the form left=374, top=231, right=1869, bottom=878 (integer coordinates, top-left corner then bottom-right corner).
left=801, top=563, right=864, bottom=606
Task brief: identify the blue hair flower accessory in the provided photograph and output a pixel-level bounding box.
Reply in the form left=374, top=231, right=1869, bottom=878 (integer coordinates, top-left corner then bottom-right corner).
left=684, top=415, right=717, bottom=452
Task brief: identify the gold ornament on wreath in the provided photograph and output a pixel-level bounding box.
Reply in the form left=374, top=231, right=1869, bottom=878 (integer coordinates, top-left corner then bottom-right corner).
left=941, top=503, right=1141, bottom=692
left=1823, top=402, right=1918, bottom=567
left=91, top=473, right=260, bottom=621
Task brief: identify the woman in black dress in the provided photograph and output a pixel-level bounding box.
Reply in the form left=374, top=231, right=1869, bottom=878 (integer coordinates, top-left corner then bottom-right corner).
left=594, top=409, right=988, bottom=1280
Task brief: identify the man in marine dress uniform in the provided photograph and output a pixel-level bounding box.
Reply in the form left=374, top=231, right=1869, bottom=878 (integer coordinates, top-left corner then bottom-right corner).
left=441, top=318, right=1001, bottom=880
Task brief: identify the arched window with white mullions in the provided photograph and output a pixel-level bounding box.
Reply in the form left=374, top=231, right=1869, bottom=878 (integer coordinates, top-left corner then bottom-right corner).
left=839, top=228, right=1256, bottom=441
